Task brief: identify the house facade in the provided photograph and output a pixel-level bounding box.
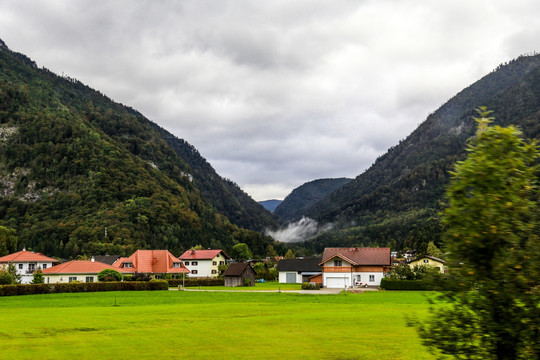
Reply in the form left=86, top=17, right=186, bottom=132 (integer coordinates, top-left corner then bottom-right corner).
left=0, top=249, right=59, bottom=284
left=277, top=257, right=322, bottom=283
left=320, top=247, right=391, bottom=288
left=42, top=259, right=134, bottom=283
left=408, top=256, right=446, bottom=273
left=113, top=250, right=189, bottom=278
left=179, top=249, right=230, bottom=278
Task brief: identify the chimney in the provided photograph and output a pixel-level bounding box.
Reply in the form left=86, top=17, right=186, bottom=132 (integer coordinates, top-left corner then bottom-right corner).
left=191, top=249, right=195, bottom=255
left=91, top=256, right=95, bottom=262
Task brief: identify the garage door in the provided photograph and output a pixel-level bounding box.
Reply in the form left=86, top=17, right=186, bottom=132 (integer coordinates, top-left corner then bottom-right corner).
left=286, top=273, right=297, bottom=283
left=326, top=277, right=346, bottom=288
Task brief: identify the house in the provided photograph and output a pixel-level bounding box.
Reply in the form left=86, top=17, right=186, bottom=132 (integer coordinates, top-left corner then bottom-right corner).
left=276, top=257, right=322, bottom=283
left=223, top=262, right=256, bottom=287
left=93, top=255, right=120, bottom=265
left=0, top=249, right=59, bottom=284
left=179, top=249, right=230, bottom=278
left=113, top=250, right=189, bottom=278
left=320, top=247, right=391, bottom=288
left=408, top=256, right=446, bottom=273
left=42, top=258, right=134, bottom=283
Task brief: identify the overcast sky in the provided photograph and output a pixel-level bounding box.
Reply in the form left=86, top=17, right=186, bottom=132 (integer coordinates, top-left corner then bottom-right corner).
left=1, top=1, right=539, bottom=201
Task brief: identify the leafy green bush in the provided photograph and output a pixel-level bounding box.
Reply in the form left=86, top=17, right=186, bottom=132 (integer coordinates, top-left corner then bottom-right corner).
left=0, top=270, right=14, bottom=285
left=0, top=280, right=169, bottom=296
left=166, top=278, right=224, bottom=287
left=97, top=269, right=123, bottom=282
left=243, top=278, right=252, bottom=287
left=379, top=278, right=428, bottom=290
left=301, top=282, right=320, bottom=290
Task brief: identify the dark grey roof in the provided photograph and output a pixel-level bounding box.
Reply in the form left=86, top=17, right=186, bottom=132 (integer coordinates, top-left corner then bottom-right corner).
left=93, top=255, right=120, bottom=265
left=223, top=262, right=254, bottom=277
left=276, top=257, right=322, bottom=272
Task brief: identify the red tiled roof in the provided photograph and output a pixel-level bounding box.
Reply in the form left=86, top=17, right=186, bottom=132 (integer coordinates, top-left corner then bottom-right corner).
left=113, top=250, right=189, bottom=274
left=0, top=250, right=59, bottom=263
left=320, top=247, right=391, bottom=266
left=179, top=249, right=230, bottom=260
left=42, top=260, right=134, bottom=274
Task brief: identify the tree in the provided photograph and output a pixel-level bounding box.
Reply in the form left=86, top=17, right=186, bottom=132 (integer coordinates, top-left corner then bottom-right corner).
left=284, top=249, right=295, bottom=259
left=0, top=226, right=17, bottom=256
left=425, top=241, right=442, bottom=258
left=0, top=269, right=13, bottom=285
left=31, top=268, right=44, bottom=284
left=97, top=268, right=123, bottom=282
left=417, top=108, right=540, bottom=359
left=231, top=243, right=252, bottom=261
left=6, top=263, right=21, bottom=284
left=266, top=245, right=278, bottom=260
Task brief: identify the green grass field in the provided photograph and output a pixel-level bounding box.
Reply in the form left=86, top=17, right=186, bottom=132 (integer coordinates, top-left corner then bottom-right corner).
left=0, top=290, right=436, bottom=359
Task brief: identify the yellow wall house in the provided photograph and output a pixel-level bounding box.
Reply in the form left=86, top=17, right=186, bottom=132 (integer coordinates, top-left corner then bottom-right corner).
left=408, top=256, right=446, bottom=273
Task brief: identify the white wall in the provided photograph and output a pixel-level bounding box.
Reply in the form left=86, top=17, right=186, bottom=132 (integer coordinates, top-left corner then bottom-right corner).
left=2, top=261, right=55, bottom=284
left=278, top=271, right=302, bottom=283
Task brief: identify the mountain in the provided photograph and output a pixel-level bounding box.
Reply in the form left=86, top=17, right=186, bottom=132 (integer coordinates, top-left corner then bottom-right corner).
left=302, top=53, right=540, bottom=253
left=258, top=199, right=282, bottom=212
left=0, top=40, right=282, bottom=258
left=274, top=178, right=352, bottom=223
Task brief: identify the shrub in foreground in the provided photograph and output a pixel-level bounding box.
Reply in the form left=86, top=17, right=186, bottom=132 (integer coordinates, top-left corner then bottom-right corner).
left=302, top=282, right=320, bottom=290
left=380, top=278, right=429, bottom=290
left=0, top=280, right=169, bottom=297
left=167, top=278, right=224, bottom=287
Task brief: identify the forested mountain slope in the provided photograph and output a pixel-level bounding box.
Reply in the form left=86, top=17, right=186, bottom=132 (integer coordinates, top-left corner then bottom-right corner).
left=0, top=39, right=281, bottom=258
left=303, top=54, right=540, bottom=253
left=274, top=178, right=351, bottom=223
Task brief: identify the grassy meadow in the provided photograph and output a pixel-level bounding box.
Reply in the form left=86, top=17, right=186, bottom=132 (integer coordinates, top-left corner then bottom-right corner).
left=0, top=290, right=436, bottom=359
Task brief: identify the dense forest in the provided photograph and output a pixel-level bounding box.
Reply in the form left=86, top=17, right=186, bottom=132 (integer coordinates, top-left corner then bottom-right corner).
left=0, top=39, right=284, bottom=259
left=298, top=54, right=540, bottom=254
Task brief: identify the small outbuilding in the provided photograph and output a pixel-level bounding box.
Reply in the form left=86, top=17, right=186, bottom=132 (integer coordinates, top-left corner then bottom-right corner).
left=223, top=262, right=256, bottom=287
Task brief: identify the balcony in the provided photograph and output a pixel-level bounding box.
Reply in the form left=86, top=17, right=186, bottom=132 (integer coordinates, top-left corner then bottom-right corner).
left=322, top=266, right=353, bottom=273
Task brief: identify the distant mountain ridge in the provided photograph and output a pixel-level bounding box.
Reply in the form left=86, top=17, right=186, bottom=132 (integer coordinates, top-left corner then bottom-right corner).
left=300, top=54, right=540, bottom=253
left=0, top=39, right=281, bottom=258
left=274, top=178, right=352, bottom=223
left=258, top=199, right=282, bottom=212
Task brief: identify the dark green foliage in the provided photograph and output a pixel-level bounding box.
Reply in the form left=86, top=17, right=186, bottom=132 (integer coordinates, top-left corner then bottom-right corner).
left=97, top=269, right=122, bottom=282
left=0, top=40, right=278, bottom=258
left=274, top=178, right=351, bottom=223
left=379, top=278, right=428, bottom=290
left=417, top=110, right=540, bottom=359
left=0, top=280, right=169, bottom=296
left=166, top=278, right=224, bottom=287
left=0, top=226, right=17, bottom=256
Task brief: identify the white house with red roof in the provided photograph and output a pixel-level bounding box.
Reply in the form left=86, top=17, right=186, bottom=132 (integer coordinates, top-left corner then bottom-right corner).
left=42, top=258, right=135, bottom=283
left=0, top=249, right=59, bottom=284
left=319, top=247, right=392, bottom=288
left=112, top=250, right=189, bottom=278
left=179, top=249, right=230, bottom=278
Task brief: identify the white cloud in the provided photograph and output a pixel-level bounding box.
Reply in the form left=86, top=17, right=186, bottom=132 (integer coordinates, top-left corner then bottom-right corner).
left=1, top=0, right=539, bottom=201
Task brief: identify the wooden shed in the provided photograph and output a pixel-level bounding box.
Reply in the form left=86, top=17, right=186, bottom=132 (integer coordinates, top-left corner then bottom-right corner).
left=223, top=262, right=256, bottom=287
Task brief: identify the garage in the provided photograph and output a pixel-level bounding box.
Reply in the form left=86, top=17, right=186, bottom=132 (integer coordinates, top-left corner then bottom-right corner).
left=326, top=277, right=347, bottom=288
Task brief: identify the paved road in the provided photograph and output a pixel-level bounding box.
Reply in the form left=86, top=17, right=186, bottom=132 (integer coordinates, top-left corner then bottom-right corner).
left=171, top=287, right=378, bottom=294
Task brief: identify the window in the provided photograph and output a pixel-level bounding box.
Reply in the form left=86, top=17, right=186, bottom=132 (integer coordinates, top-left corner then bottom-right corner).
left=369, top=275, right=375, bottom=282
left=173, top=262, right=181, bottom=268
left=18, top=264, right=23, bottom=270
left=68, top=277, right=77, bottom=283
left=42, top=264, right=48, bottom=269
left=191, top=270, right=198, bottom=274
left=219, top=261, right=224, bottom=265
left=192, top=261, right=198, bottom=266
left=211, top=270, right=217, bottom=274
left=423, top=259, right=429, bottom=263
left=184, top=261, right=190, bottom=266
left=28, top=264, right=35, bottom=272
left=123, top=262, right=133, bottom=268
left=85, top=277, right=94, bottom=283
left=333, top=260, right=342, bottom=267
left=212, top=261, right=217, bottom=266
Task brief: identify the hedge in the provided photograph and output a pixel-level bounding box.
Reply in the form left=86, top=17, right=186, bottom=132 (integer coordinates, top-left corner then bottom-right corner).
left=166, top=278, right=224, bottom=287
left=0, top=280, right=169, bottom=297
left=379, top=278, right=429, bottom=290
